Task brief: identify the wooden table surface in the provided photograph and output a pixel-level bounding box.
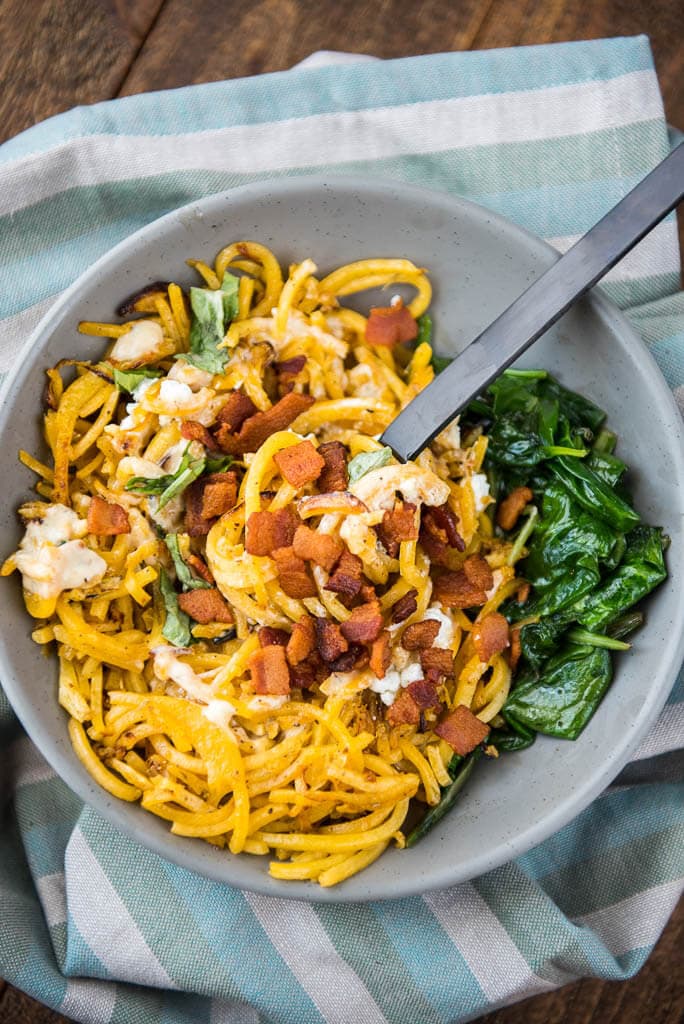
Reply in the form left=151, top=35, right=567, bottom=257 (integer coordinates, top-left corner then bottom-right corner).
left=1, top=1, right=682, bottom=1022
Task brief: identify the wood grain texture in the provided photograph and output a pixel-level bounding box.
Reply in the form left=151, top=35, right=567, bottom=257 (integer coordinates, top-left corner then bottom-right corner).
left=1, top=0, right=682, bottom=1021
left=0, top=0, right=163, bottom=143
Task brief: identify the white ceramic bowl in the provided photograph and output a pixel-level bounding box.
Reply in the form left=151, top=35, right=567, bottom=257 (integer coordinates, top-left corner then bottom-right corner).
left=1, top=176, right=682, bottom=901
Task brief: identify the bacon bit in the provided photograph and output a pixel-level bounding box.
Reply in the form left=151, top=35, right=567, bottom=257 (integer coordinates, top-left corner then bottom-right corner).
left=276, top=355, right=307, bottom=394
left=184, top=552, right=214, bottom=584
left=328, top=643, right=365, bottom=673
left=185, top=483, right=213, bottom=537
left=432, top=570, right=487, bottom=609
left=463, top=554, right=494, bottom=592
left=517, top=581, right=531, bottom=604
left=289, top=659, right=317, bottom=690
left=216, top=392, right=315, bottom=454
left=391, top=589, right=418, bottom=624
left=258, top=626, right=289, bottom=648
left=87, top=495, right=130, bottom=536
left=406, top=678, right=441, bottom=710
left=116, top=281, right=170, bottom=316
left=273, top=440, right=325, bottom=489
left=200, top=472, right=239, bottom=519
left=215, top=390, right=258, bottom=431
left=272, top=546, right=317, bottom=599
left=286, top=615, right=316, bottom=666
left=509, top=626, right=522, bottom=672
left=370, top=630, right=391, bottom=679
left=386, top=689, right=420, bottom=726
left=435, top=704, right=489, bottom=755
left=249, top=645, right=291, bottom=695
left=472, top=612, right=510, bottom=663
left=366, top=304, right=419, bottom=347
left=245, top=508, right=299, bottom=556
left=420, top=647, right=453, bottom=677
left=340, top=600, right=384, bottom=644
left=181, top=420, right=221, bottom=452
left=497, top=486, right=534, bottom=532
left=424, top=504, right=465, bottom=551
left=402, top=619, right=441, bottom=650
left=317, top=440, right=349, bottom=492
left=418, top=524, right=448, bottom=565
left=292, top=524, right=344, bottom=572
left=324, top=549, right=364, bottom=598
left=177, top=588, right=234, bottom=624
left=315, top=617, right=349, bottom=662
left=379, top=501, right=418, bottom=552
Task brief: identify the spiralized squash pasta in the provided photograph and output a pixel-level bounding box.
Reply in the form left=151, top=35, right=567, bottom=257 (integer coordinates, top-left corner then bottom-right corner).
left=3, top=244, right=530, bottom=887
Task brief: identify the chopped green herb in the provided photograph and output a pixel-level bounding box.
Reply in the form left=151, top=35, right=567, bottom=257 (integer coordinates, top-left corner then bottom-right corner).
left=165, top=534, right=211, bottom=591
left=159, top=568, right=192, bottom=647
left=347, top=446, right=393, bottom=485
left=205, top=454, right=235, bottom=474
left=125, top=445, right=206, bottom=510
left=112, top=367, right=162, bottom=394
left=183, top=271, right=240, bottom=374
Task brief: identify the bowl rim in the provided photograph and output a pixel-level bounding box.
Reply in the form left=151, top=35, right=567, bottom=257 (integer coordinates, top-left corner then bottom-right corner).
left=1, top=173, right=682, bottom=902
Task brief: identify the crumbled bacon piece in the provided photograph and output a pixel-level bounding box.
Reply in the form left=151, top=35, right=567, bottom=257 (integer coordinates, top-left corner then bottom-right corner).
left=370, top=630, right=391, bottom=679
left=328, top=643, right=366, bottom=673
left=177, top=588, right=234, bottom=624
left=432, top=570, right=487, bottom=609
left=424, top=503, right=465, bottom=551
left=378, top=501, right=418, bottom=552
left=245, top=508, right=299, bottom=555
left=386, top=689, right=420, bottom=726
left=401, top=619, right=441, bottom=650
left=497, top=486, right=534, bottom=532
left=200, top=472, right=238, bottom=519
left=463, top=554, right=494, bottom=592
left=276, top=355, right=307, bottom=394
left=292, top=524, right=344, bottom=572
left=324, top=549, right=364, bottom=598
left=420, top=647, right=453, bottom=677
left=249, top=644, right=291, bottom=695
left=289, top=659, right=317, bottom=690
left=435, top=704, right=489, bottom=755
left=286, top=615, right=316, bottom=666
left=418, top=524, right=448, bottom=565
left=406, top=678, right=441, bottom=710
left=87, top=495, right=130, bottom=536
left=472, top=612, right=510, bottom=663
left=517, top=582, right=531, bottom=604
left=390, top=589, right=418, bottom=624
left=317, top=440, right=349, bottom=492
left=273, top=440, right=325, bottom=489
left=185, top=483, right=213, bottom=537
left=216, top=392, right=315, bottom=454
left=184, top=552, right=214, bottom=584
left=340, top=600, right=383, bottom=644
left=272, top=546, right=317, bottom=599
left=366, top=303, right=419, bottom=347
left=258, top=626, right=289, bottom=648
left=315, top=617, right=349, bottom=662
left=215, top=390, right=258, bottom=432
left=509, top=626, right=522, bottom=672
left=181, top=420, right=221, bottom=452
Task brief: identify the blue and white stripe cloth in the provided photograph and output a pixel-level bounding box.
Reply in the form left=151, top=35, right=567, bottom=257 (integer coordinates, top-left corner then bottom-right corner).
left=0, top=37, right=682, bottom=1024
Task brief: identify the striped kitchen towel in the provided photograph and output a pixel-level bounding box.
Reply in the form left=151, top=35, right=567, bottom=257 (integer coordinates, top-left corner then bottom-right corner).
left=1, top=37, right=683, bottom=1024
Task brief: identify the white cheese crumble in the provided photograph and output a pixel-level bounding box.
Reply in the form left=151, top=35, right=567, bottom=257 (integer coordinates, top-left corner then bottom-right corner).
left=202, top=699, right=237, bottom=732
left=470, top=472, right=491, bottom=513
left=422, top=605, right=454, bottom=648
left=110, top=320, right=165, bottom=363
left=167, top=360, right=214, bottom=391
left=153, top=647, right=213, bottom=702
left=158, top=379, right=194, bottom=409
left=14, top=505, right=106, bottom=599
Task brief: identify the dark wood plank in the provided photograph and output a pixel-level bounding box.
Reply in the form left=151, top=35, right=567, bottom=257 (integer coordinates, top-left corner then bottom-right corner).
left=0, top=0, right=164, bottom=143
left=117, top=0, right=496, bottom=93
left=117, top=0, right=682, bottom=128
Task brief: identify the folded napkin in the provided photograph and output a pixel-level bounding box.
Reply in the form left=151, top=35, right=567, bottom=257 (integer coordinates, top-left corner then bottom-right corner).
left=1, top=37, right=682, bottom=1024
